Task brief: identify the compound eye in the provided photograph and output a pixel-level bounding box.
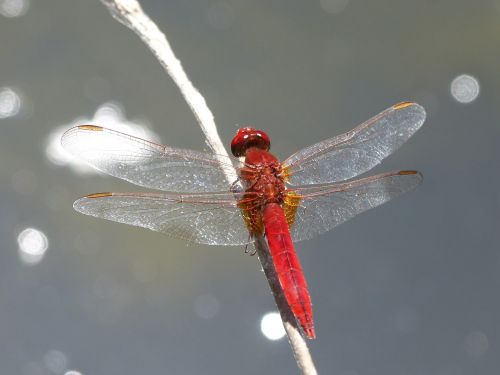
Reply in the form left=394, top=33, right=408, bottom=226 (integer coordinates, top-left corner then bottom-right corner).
left=231, top=127, right=270, bottom=157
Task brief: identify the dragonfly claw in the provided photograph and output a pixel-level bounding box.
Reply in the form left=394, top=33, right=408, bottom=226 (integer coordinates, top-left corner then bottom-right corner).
left=244, top=243, right=257, bottom=256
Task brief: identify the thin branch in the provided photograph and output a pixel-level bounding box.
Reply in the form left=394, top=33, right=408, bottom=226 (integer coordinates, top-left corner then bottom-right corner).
left=99, top=1, right=317, bottom=374
left=100, top=0, right=237, bottom=185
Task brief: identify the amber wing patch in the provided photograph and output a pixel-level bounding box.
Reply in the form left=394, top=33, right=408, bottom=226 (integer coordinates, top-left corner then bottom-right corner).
left=282, top=190, right=302, bottom=228
left=237, top=197, right=264, bottom=236
left=281, top=166, right=292, bottom=183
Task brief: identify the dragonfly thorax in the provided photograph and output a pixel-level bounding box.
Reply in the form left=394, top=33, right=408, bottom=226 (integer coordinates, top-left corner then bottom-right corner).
left=240, top=149, right=286, bottom=205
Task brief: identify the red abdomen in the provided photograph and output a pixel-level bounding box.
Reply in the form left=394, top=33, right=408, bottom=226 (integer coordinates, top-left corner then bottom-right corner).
left=263, top=203, right=315, bottom=339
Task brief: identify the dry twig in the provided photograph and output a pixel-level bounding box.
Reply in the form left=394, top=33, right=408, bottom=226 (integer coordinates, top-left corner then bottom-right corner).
left=99, top=1, right=317, bottom=373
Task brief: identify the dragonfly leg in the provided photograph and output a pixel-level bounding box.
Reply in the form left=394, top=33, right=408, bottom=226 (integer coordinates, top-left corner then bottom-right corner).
left=230, top=178, right=244, bottom=193
left=243, top=234, right=257, bottom=256
left=244, top=243, right=257, bottom=256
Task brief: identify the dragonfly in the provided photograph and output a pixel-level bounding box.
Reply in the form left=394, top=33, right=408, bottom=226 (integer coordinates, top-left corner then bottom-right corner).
left=61, top=101, right=426, bottom=339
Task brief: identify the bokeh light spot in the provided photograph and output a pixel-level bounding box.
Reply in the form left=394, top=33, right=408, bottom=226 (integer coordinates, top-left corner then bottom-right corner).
left=450, top=74, right=480, bottom=103
left=464, top=331, right=489, bottom=358
left=392, top=306, right=419, bottom=334
left=45, top=102, right=159, bottom=173
left=260, top=312, right=285, bottom=340
left=0, top=0, right=29, bottom=17
left=194, top=293, right=220, bottom=319
left=17, top=227, right=48, bottom=265
left=132, top=259, right=158, bottom=283
left=43, top=350, right=68, bottom=374
left=65, top=371, right=83, bottom=375
left=0, top=87, right=21, bottom=118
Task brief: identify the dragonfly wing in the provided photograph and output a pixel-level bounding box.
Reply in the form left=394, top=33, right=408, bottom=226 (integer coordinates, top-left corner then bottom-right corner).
left=73, top=191, right=253, bottom=246
left=282, top=102, right=426, bottom=185
left=61, top=126, right=242, bottom=193
left=286, top=170, right=422, bottom=243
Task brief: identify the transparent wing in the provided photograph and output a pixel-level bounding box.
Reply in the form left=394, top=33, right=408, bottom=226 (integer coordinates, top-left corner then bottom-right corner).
left=282, top=102, right=426, bottom=185
left=73, top=191, right=254, bottom=246
left=286, top=170, right=422, bottom=242
left=61, top=126, right=242, bottom=193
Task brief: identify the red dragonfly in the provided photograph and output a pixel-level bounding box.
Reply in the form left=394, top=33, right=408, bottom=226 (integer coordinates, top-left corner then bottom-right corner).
left=61, top=101, right=426, bottom=339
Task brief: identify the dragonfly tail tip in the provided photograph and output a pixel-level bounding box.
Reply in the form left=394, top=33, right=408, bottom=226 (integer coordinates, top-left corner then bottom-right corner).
left=304, top=327, right=316, bottom=340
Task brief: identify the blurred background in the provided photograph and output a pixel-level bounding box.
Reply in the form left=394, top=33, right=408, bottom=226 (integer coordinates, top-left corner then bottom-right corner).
left=1, top=0, right=499, bottom=374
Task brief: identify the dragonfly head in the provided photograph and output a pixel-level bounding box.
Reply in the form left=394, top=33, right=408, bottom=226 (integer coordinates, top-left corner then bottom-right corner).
left=231, top=127, right=271, bottom=157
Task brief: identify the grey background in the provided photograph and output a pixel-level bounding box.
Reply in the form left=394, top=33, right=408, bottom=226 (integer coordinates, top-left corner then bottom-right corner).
left=1, top=0, right=499, bottom=374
